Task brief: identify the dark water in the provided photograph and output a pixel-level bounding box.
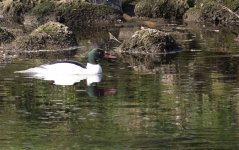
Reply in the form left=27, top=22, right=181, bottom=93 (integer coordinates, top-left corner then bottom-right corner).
left=1, top=22, right=239, bottom=149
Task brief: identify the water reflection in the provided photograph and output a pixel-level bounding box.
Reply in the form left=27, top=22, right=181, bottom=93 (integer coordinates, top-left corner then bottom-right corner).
left=12, top=72, right=116, bottom=127
left=20, top=73, right=103, bottom=86
left=117, top=52, right=178, bottom=74
left=86, top=84, right=116, bottom=97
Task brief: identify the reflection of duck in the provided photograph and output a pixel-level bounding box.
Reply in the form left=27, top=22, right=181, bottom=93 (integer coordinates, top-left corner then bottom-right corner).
left=86, top=84, right=116, bottom=97
left=44, top=74, right=102, bottom=86
left=15, top=48, right=116, bottom=85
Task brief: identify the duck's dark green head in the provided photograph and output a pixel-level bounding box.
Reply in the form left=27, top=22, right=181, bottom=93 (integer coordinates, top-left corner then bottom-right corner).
left=86, top=48, right=116, bottom=64
left=86, top=48, right=105, bottom=64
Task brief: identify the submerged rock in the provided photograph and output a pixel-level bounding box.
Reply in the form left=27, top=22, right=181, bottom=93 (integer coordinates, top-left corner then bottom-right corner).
left=0, top=27, right=14, bottom=43
left=14, top=21, right=78, bottom=51
left=117, top=28, right=181, bottom=54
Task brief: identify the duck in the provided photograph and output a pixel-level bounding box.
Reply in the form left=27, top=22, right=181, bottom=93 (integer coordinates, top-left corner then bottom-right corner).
left=15, top=48, right=116, bottom=85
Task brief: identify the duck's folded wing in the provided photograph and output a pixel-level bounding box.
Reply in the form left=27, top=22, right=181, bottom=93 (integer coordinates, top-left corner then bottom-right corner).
left=56, top=60, right=87, bottom=69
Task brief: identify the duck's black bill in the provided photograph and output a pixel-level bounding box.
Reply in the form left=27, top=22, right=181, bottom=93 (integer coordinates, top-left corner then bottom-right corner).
left=103, top=53, right=117, bottom=59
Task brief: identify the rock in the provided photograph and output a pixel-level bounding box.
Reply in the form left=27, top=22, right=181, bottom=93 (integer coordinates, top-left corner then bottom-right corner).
left=0, top=0, right=122, bottom=27
left=117, top=28, right=181, bottom=54
left=14, top=21, right=78, bottom=51
left=183, top=7, right=201, bottom=22
left=0, top=27, right=15, bottom=43
left=86, top=0, right=122, bottom=10
left=55, top=2, right=122, bottom=27
left=134, top=0, right=189, bottom=19
left=184, top=0, right=239, bottom=24
left=0, top=0, right=34, bottom=16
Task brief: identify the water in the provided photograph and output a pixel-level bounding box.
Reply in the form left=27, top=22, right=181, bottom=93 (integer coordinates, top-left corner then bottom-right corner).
left=1, top=22, right=239, bottom=149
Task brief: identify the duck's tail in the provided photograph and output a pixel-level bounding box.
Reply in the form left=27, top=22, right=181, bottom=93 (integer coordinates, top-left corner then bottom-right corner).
left=14, top=66, right=45, bottom=74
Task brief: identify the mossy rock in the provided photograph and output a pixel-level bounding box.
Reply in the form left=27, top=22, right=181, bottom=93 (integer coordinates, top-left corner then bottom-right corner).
left=55, top=2, right=122, bottom=26
left=0, top=27, right=15, bottom=43
left=28, top=1, right=122, bottom=27
left=0, top=0, right=34, bottom=16
left=0, top=0, right=58, bottom=16
left=14, top=21, right=78, bottom=51
left=183, top=7, right=201, bottom=22
left=0, top=1, right=122, bottom=26
left=195, top=0, right=239, bottom=11
left=32, top=1, right=56, bottom=16
left=184, top=0, right=239, bottom=24
left=134, top=0, right=189, bottom=19
left=118, top=28, right=181, bottom=54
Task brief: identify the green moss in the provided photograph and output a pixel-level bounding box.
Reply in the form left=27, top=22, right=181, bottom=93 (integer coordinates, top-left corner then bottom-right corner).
left=135, top=0, right=189, bottom=19
left=14, top=3, right=25, bottom=12
left=11, top=2, right=31, bottom=15
left=56, top=2, right=116, bottom=16
left=183, top=7, right=201, bottom=22
left=0, top=28, right=15, bottom=43
left=120, top=28, right=181, bottom=53
left=200, top=1, right=217, bottom=16
left=55, top=2, right=121, bottom=25
left=15, top=21, right=77, bottom=51
left=184, top=0, right=239, bottom=24
left=56, top=3, right=72, bottom=15
left=187, top=0, right=196, bottom=7
left=134, top=0, right=154, bottom=17
left=31, top=21, right=69, bottom=36
left=222, top=0, right=239, bottom=11
left=32, top=1, right=55, bottom=16
left=195, top=0, right=239, bottom=11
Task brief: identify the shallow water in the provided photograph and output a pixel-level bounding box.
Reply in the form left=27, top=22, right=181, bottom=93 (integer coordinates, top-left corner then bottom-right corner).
left=1, top=22, right=239, bottom=149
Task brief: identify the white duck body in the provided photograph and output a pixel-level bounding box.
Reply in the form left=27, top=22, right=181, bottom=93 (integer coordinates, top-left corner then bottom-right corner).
left=19, top=62, right=102, bottom=75
left=36, top=73, right=102, bottom=86
left=44, top=62, right=102, bottom=74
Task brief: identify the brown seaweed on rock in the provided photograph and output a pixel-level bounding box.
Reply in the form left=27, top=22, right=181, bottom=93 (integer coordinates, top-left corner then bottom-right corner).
left=13, top=21, right=78, bottom=51
left=115, top=28, right=181, bottom=74
left=184, top=0, right=239, bottom=25
left=117, top=28, right=181, bottom=54
left=134, top=0, right=189, bottom=19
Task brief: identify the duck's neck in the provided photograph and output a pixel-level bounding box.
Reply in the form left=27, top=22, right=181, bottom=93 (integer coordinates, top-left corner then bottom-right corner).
left=87, top=56, right=98, bottom=64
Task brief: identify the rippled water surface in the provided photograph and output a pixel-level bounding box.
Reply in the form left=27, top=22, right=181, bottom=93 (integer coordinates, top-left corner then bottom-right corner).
left=1, top=23, right=239, bottom=149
